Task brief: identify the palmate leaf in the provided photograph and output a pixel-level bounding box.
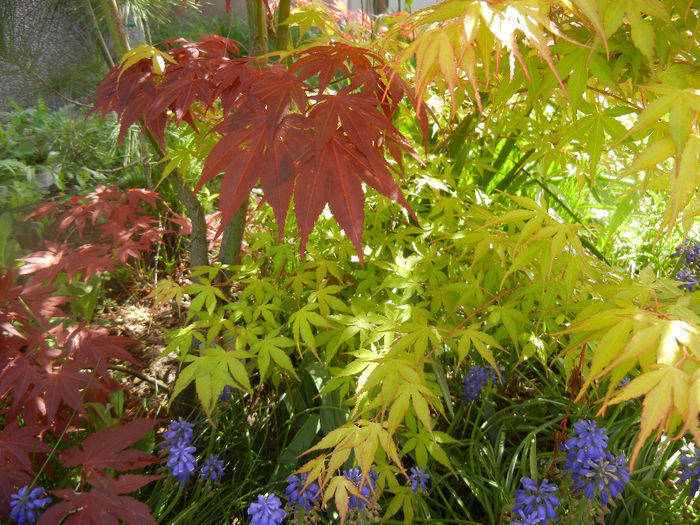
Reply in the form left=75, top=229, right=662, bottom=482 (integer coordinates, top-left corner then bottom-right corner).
left=146, top=278, right=185, bottom=312
left=92, top=38, right=423, bottom=263
left=294, top=128, right=412, bottom=262
left=62, top=324, right=141, bottom=379
left=29, top=361, right=111, bottom=426
left=0, top=421, right=50, bottom=475
left=563, top=305, right=700, bottom=468
left=39, top=472, right=162, bottom=525
left=392, top=0, right=589, bottom=110
left=59, top=418, right=161, bottom=474
left=171, top=345, right=253, bottom=418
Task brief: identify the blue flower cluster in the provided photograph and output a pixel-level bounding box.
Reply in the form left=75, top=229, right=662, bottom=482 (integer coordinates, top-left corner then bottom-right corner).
left=561, top=420, right=630, bottom=506
left=408, top=466, right=429, bottom=493
left=219, top=385, right=234, bottom=401
left=249, top=473, right=320, bottom=525
left=200, top=453, right=226, bottom=484
left=9, top=486, right=52, bottom=525
left=248, top=493, right=286, bottom=525
left=285, top=472, right=320, bottom=511
left=462, top=364, right=499, bottom=402
left=343, top=466, right=378, bottom=510
left=671, top=240, right=700, bottom=292
left=162, top=418, right=225, bottom=486
left=512, top=477, right=559, bottom=524
left=251, top=465, right=430, bottom=522
left=678, top=447, right=700, bottom=498
left=163, top=418, right=197, bottom=486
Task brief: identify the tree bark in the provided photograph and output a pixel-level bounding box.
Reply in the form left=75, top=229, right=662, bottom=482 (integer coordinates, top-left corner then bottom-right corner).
left=276, top=0, right=291, bottom=52
left=218, top=0, right=271, bottom=268
left=246, top=0, right=269, bottom=56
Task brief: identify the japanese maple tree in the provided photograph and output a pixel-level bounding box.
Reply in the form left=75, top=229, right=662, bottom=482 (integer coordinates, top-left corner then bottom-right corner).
left=0, top=187, right=175, bottom=521
left=90, top=35, right=427, bottom=263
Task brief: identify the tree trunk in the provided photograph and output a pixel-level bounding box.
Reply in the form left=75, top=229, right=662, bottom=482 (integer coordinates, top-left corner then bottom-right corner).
left=217, top=0, right=271, bottom=268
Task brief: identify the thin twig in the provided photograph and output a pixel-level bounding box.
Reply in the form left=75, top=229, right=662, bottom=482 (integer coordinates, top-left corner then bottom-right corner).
left=418, top=284, right=523, bottom=367
left=87, top=159, right=143, bottom=173
left=543, top=342, right=587, bottom=480
left=109, top=364, right=170, bottom=392
left=84, top=0, right=115, bottom=67
left=5, top=58, right=90, bottom=107
left=586, top=84, right=644, bottom=111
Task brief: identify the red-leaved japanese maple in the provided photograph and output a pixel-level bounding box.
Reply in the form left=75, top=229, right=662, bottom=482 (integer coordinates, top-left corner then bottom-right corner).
left=0, top=188, right=175, bottom=522
left=90, top=36, right=427, bottom=262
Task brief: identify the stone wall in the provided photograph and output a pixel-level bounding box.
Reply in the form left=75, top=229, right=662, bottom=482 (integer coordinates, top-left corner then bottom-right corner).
left=0, top=0, right=102, bottom=111
left=347, top=0, right=439, bottom=15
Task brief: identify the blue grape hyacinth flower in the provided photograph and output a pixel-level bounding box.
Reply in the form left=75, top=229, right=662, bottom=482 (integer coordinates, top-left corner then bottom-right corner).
left=672, top=240, right=700, bottom=265
left=248, top=493, right=286, bottom=525
left=162, top=417, right=194, bottom=446
left=461, top=364, right=498, bottom=402
left=167, top=439, right=198, bottom=486
left=9, top=486, right=52, bottom=525
left=512, top=477, right=559, bottom=523
left=676, top=268, right=699, bottom=292
left=671, top=240, right=700, bottom=292
left=678, top=447, right=700, bottom=498
left=617, top=376, right=631, bottom=388
left=199, top=453, right=225, bottom=484
left=343, top=467, right=378, bottom=510
left=219, top=385, right=234, bottom=401
left=560, top=419, right=609, bottom=467
left=510, top=508, right=546, bottom=525
left=408, top=467, right=429, bottom=493
left=285, top=472, right=320, bottom=511
left=572, top=451, right=630, bottom=505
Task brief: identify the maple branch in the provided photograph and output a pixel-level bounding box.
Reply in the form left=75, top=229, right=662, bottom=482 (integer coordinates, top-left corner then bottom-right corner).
left=417, top=285, right=523, bottom=367
left=214, top=0, right=271, bottom=270
left=108, top=365, right=170, bottom=393
left=142, top=126, right=209, bottom=268
left=276, top=0, right=291, bottom=52
left=97, top=0, right=130, bottom=57
left=87, top=160, right=142, bottom=173
left=218, top=198, right=249, bottom=267
left=1, top=56, right=90, bottom=108
left=585, top=84, right=644, bottom=111
left=246, top=0, right=269, bottom=55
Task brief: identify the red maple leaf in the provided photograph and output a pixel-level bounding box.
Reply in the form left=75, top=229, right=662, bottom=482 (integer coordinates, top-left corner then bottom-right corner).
left=91, top=38, right=428, bottom=261
left=0, top=353, right=44, bottom=419
left=63, top=324, right=140, bottom=378
left=20, top=186, right=173, bottom=284
left=18, top=282, right=69, bottom=323
left=59, top=418, right=161, bottom=475
left=293, top=129, right=415, bottom=261
left=0, top=421, right=49, bottom=475
left=17, top=242, right=116, bottom=283
left=29, top=361, right=110, bottom=426
left=39, top=471, right=162, bottom=525
left=0, top=422, right=50, bottom=519
left=0, top=466, right=30, bottom=521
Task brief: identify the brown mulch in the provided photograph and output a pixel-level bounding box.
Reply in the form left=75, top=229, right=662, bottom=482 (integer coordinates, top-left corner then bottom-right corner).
left=96, top=288, right=184, bottom=418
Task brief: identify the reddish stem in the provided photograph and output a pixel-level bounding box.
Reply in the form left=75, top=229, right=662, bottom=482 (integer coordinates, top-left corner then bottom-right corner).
left=417, top=284, right=523, bottom=367
left=543, top=342, right=587, bottom=480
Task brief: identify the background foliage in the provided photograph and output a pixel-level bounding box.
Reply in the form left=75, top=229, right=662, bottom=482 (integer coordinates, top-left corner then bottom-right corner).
left=0, top=0, right=699, bottom=524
